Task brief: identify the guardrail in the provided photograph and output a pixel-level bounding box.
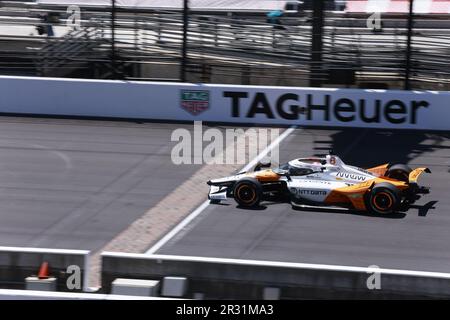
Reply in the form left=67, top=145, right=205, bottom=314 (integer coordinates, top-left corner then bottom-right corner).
left=0, top=246, right=90, bottom=292
left=101, top=252, right=450, bottom=299
left=1, top=245, right=449, bottom=299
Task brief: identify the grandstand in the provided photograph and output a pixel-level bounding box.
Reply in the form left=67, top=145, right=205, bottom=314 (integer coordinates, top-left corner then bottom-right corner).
left=0, top=0, right=449, bottom=90
left=346, top=0, right=450, bottom=13
left=36, top=0, right=303, bottom=12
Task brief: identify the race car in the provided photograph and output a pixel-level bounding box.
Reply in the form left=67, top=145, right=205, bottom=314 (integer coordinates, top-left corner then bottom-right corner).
left=207, top=154, right=430, bottom=214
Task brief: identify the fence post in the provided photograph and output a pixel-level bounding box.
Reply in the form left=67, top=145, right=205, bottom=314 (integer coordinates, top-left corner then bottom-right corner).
left=111, top=0, right=117, bottom=79
left=180, top=0, right=189, bottom=82
left=404, top=0, right=414, bottom=90
left=310, top=0, right=325, bottom=87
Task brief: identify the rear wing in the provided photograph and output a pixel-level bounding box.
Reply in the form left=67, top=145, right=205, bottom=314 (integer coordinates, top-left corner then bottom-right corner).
left=409, top=167, right=431, bottom=184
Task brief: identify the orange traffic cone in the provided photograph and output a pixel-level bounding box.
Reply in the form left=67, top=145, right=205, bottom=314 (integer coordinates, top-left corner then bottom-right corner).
left=37, top=262, right=50, bottom=279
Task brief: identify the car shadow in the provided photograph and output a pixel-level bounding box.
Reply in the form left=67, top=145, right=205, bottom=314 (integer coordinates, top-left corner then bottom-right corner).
left=211, top=202, right=231, bottom=206
left=291, top=205, right=407, bottom=219
left=409, top=200, right=438, bottom=217
left=214, top=199, right=435, bottom=219
left=236, top=204, right=267, bottom=210
left=235, top=201, right=285, bottom=210
left=313, top=129, right=450, bottom=168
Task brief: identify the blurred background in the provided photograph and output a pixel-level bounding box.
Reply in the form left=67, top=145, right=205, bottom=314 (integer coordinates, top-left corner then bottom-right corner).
left=0, top=0, right=449, bottom=90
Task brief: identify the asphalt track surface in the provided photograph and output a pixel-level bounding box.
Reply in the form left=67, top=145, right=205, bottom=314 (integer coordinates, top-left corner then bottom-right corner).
left=0, top=117, right=206, bottom=251
left=157, top=128, right=450, bottom=273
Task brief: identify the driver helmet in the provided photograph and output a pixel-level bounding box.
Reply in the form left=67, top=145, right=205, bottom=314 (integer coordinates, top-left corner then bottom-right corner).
left=326, top=155, right=337, bottom=165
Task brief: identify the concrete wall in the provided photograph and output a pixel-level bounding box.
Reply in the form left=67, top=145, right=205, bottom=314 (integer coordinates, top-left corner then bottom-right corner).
left=102, top=252, right=450, bottom=299
left=1, top=76, right=449, bottom=130
left=0, top=246, right=89, bottom=292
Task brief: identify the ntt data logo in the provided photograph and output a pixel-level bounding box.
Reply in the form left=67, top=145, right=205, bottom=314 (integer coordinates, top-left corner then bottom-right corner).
left=181, top=90, right=210, bottom=115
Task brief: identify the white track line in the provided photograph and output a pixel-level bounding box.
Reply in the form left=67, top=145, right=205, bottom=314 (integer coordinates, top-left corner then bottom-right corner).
left=146, top=126, right=298, bottom=254
left=0, top=289, right=180, bottom=300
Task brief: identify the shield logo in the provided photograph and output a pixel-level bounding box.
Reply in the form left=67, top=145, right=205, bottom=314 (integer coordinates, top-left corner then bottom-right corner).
left=180, top=90, right=210, bottom=115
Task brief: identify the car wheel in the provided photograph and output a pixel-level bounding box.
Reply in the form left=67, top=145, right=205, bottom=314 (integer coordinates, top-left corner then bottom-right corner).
left=386, top=164, right=412, bottom=182
left=366, top=182, right=401, bottom=215
left=233, top=178, right=263, bottom=207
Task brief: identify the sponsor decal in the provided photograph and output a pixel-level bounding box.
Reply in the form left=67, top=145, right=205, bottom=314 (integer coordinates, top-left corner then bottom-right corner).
left=355, top=167, right=373, bottom=175
left=223, top=91, right=429, bottom=125
left=181, top=90, right=210, bottom=115
left=299, top=180, right=332, bottom=184
left=295, top=189, right=327, bottom=196
left=336, top=172, right=367, bottom=181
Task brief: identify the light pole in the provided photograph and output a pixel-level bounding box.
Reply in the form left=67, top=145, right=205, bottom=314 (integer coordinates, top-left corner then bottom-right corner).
left=180, top=0, right=189, bottom=82
left=111, top=0, right=117, bottom=79
left=310, top=0, right=325, bottom=87
left=404, top=0, right=414, bottom=90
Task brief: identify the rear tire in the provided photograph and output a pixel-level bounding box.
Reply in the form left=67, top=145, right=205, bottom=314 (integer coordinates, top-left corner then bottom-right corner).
left=386, top=164, right=412, bottom=182
left=366, top=182, right=401, bottom=215
left=233, top=178, right=263, bottom=207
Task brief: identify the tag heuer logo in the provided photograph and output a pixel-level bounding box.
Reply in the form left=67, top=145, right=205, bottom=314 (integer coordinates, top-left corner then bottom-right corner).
left=181, top=90, right=210, bottom=115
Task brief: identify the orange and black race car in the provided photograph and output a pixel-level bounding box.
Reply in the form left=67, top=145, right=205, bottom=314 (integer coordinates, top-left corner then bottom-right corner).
left=207, top=154, right=430, bottom=214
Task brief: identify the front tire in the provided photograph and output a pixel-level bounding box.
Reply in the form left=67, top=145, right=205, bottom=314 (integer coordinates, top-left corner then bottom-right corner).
left=233, top=178, right=263, bottom=207
left=366, top=182, right=401, bottom=215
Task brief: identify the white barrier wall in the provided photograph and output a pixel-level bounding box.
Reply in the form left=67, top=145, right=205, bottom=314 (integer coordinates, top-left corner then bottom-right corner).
left=0, top=246, right=90, bottom=292
left=102, top=253, right=450, bottom=299
left=1, top=76, right=449, bottom=130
